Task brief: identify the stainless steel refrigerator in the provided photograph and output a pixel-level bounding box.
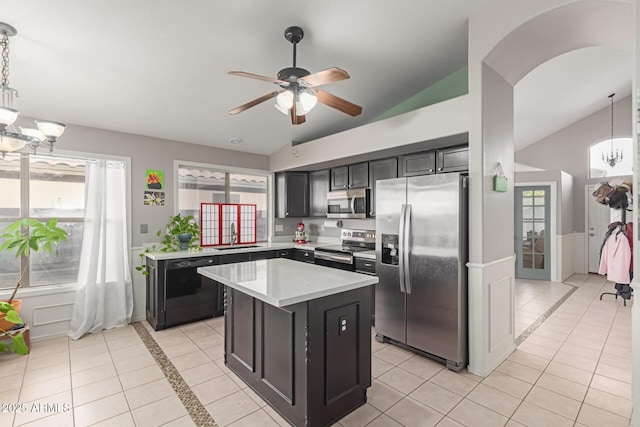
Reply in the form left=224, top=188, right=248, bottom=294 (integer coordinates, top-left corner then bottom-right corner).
left=375, top=172, right=468, bottom=371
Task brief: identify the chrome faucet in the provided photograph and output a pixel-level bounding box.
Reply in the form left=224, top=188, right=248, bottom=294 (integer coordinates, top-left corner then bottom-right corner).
left=230, top=222, right=238, bottom=246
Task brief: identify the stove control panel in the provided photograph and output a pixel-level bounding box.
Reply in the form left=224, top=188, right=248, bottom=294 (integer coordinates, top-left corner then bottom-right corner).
left=341, top=229, right=376, bottom=243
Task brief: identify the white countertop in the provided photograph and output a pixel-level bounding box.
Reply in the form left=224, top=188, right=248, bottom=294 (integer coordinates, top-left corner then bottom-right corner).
left=146, top=241, right=330, bottom=261
left=198, top=258, right=378, bottom=307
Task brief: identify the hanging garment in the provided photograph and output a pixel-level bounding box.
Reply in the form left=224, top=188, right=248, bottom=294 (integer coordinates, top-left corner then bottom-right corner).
left=68, top=159, right=133, bottom=340
left=598, top=230, right=631, bottom=284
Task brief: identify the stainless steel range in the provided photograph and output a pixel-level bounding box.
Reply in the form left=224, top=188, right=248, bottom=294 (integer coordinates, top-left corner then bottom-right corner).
left=314, top=229, right=375, bottom=271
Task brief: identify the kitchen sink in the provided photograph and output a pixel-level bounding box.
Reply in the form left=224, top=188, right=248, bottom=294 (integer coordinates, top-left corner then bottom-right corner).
left=215, top=245, right=259, bottom=250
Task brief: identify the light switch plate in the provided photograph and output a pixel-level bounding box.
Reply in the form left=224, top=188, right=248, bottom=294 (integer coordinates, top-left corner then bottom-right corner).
left=275, top=224, right=284, bottom=232
left=140, top=224, right=148, bottom=233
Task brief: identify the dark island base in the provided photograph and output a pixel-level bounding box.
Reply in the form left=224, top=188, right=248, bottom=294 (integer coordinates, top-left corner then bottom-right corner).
left=224, top=285, right=372, bottom=427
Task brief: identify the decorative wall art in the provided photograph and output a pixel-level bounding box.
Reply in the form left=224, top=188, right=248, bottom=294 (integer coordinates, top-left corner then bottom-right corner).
left=146, top=169, right=164, bottom=190
left=144, top=191, right=165, bottom=206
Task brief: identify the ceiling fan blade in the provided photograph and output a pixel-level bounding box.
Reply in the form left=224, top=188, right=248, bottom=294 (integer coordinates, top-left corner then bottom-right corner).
left=316, top=90, right=362, bottom=117
left=298, top=67, right=350, bottom=88
left=228, top=71, right=287, bottom=85
left=290, top=102, right=306, bottom=125
left=229, top=91, right=280, bottom=115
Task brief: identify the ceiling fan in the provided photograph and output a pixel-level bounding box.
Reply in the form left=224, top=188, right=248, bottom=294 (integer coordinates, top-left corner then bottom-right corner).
left=228, top=26, right=362, bottom=125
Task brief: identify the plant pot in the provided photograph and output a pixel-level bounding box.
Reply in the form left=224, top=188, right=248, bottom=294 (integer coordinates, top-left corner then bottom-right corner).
left=177, top=233, right=193, bottom=250
left=0, top=299, right=22, bottom=331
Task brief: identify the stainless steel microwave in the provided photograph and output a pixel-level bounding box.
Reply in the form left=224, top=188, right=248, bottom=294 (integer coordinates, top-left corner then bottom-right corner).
left=327, top=188, right=369, bottom=219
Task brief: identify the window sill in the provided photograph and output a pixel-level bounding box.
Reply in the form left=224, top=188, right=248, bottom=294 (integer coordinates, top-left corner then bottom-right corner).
left=0, top=283, right=77, bottom=300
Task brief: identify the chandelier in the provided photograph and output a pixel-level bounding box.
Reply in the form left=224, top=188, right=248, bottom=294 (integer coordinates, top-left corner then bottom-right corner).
left=602, top=93, right=621, bottom=168
left=0, top=22, right=65, bottom=157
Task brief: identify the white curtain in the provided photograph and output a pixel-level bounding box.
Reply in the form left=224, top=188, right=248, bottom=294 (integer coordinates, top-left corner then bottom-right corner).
left=68, top=159, right=132, bottom=340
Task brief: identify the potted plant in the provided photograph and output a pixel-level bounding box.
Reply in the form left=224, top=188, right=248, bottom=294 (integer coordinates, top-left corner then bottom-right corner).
left=136, top=214, right=201, bottom=275
left=0, top=218, right=68, bottom=354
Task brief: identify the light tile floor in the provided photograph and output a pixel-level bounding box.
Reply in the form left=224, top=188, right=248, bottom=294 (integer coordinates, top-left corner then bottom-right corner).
left=0, top=273, right=633, bottom=426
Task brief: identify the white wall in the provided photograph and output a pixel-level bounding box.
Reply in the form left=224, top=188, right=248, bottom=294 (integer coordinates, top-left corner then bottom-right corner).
left=269, top=95, right=471, bottom=172
left=516, top=96, right=633, bottom=232
left=2, top=123, right=270, bottom=341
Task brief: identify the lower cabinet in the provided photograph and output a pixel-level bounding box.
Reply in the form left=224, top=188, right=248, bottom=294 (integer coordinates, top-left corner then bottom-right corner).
left=225, top=285, right=372, bottom=427
left=296, top=248, right=315, bottom=263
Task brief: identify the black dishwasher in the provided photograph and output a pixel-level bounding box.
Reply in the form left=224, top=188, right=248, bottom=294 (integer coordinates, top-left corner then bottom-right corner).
left=163, top=257, right=217, bottom=329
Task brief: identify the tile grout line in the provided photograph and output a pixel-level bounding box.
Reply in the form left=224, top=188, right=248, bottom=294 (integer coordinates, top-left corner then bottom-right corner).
left=132, top=322, right=219, bottom=427
left=515, top=283, right=579, bottom=346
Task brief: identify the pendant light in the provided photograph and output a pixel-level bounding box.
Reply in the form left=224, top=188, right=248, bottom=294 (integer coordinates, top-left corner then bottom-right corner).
left=602, top=93, right=621, bottom=168
left=0, top=22, right=65, bottom=157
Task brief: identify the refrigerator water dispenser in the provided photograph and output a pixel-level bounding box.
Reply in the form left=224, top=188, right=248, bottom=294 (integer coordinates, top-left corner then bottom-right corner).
left=381, top=234, right=399, bottom=266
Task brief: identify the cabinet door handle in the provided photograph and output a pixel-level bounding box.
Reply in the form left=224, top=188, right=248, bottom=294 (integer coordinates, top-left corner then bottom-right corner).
left=438, top=167, right=443, bottom=171
left=429, top=169, right=434, bottom=172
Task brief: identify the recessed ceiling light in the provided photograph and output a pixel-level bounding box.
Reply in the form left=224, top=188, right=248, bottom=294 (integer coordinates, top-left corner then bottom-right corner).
left=229, top=138, right=242, bottom=144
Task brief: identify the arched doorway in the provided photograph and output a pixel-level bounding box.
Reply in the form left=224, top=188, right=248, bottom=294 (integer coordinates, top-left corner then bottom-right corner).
left=466, top=0, right=635, bottom=386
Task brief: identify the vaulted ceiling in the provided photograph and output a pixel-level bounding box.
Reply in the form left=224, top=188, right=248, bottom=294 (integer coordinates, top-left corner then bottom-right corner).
left=2, top=1, right=633, bottom=156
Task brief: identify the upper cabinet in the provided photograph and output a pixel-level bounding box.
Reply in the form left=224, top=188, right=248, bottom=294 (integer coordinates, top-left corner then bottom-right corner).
left=399, top=146, right=468, bottom=177
left=309, top=169, right=330, bottom=217
left=330, top=162, right=369, bottom=190
left=436, top=145, right=469, bottom=173
left=276, top=172, right=309, bottom=218
left=399, top=151, right=436, bottom=177
left=368, top=158, right=398, bottom=217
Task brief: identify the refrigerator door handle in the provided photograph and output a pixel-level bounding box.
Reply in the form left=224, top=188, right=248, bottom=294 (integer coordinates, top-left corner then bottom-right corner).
left=404, top=204, right=412, bottom=294
left=398, top=204, right=407, bottom=293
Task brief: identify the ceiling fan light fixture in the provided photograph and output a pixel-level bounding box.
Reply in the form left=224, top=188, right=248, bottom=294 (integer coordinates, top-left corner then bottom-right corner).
left=276, top=90, right=294, bottom=109
left=274, top=103, right=290, bottom=115
left=298, top=91, right=317, bottom=112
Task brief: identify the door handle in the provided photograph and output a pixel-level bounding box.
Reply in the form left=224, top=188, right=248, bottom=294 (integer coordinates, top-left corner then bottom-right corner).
left=404, top=204, right=412, bottom=295
left=589, top=233, right=595, bottom=237
left=398, top=204, right=407, bottom=293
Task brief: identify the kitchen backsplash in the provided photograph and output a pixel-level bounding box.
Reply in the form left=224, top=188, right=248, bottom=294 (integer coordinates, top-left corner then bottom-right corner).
left=274, top=218, right=376, bottom=239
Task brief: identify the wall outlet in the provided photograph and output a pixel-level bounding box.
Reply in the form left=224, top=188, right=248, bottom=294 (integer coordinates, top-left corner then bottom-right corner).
left=321, top=224, right=325, bottom=231
left=275, top=224, right=284, bottom=232
left=140, top=224, right=148, bottom=234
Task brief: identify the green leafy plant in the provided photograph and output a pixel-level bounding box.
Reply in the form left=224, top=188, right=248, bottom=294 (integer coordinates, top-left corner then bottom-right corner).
left=135, top=214, right=201, bottom=275
left=0, top=218, right=68, bottom=354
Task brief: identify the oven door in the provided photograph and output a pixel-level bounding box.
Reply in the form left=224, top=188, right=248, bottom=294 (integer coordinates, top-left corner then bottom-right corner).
left=327, top=189, right=369, bottom=219
left=314, top=250, right=355, bottom=271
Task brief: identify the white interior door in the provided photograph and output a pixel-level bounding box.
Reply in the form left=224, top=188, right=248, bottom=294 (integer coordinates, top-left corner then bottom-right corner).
left=587, top=185, right=613, bottom=273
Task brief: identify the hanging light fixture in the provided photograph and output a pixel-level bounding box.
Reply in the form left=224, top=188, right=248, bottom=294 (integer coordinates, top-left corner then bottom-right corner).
left=0, top=22, right=65, bottom=157
left=602, top=93, right=621, bottom=168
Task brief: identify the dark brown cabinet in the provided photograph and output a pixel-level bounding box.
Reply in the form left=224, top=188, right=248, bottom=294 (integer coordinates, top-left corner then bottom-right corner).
left=225, top=284, right=372, bottom=426
left=368, top=158, right=398, bottom=217
left=309, top=169, right=329, bottom=217
left=330, top=166, right=349, bottom=190
left=437, top=145, right=469, bottom=173
left=276, top=248, right=295, bottom=259
left=276, top=172, right=309, bottom=218
left=330, top=163, right=369, bottom=190
left=399, top=151, right=436, bottom=177
left=348, top=162, right=369, bottom=188
left=296, top=248, right=315, bottom=263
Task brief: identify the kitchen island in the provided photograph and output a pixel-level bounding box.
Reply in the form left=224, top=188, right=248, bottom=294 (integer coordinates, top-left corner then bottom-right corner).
left=198, top=258, right=378, bottom=427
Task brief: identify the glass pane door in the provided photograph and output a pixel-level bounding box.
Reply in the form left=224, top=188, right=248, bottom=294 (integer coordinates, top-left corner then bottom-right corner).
left=515, top=186, right=551, bottom=280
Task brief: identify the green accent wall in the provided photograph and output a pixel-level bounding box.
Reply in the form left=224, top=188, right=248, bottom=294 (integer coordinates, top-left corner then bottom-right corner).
left=292, top=65, right=468, bottom=146
left=373, top=65, right=468, bottom=122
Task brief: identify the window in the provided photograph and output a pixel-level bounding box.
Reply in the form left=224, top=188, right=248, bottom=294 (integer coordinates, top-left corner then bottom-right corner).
left=0, top=153, right=86, bottom=289
left=589, top=137, right=633, bottom=178
left=177, top=165, right=268, bottom=241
